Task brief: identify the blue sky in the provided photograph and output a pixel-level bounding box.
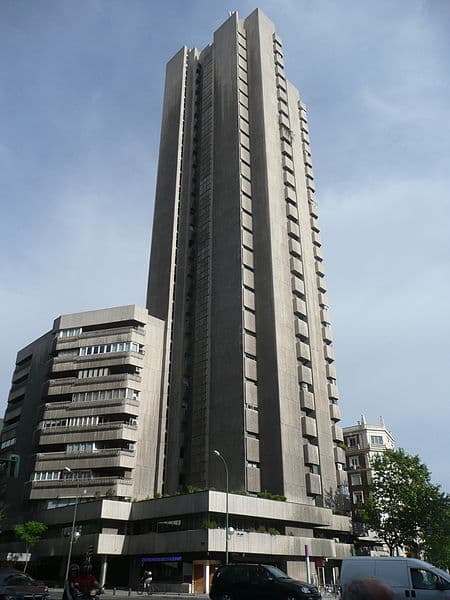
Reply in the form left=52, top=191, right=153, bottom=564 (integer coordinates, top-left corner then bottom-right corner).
left=1, top=0, right=449, bottom=490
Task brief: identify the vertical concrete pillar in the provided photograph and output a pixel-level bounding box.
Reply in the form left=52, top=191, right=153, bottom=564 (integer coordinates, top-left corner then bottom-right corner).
left=99, top=555, right=108, bottom=588
left=204, top=563, right=210, bottom=594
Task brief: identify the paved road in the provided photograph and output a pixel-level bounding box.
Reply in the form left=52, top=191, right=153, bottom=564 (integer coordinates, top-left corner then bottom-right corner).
left=49, top=589, right=338, bottom=600
left=48, top=590, right=208, bottom=600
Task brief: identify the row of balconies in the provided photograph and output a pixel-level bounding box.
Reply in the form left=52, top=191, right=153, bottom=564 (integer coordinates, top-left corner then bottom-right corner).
left=46, top=373, right=142, bottom=394
left=34, top=448, right=136, bottom=471
left=55, top=326, right=145, bottom=351
left=37, top=422, right=137, bottom=445
left=29, top=475, right=133, bottom=500
left=43, top=398, right=140, bottom=419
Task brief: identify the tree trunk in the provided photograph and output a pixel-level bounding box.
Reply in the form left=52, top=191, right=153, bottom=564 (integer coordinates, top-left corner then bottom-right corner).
left=23, top=544, right=30, bottom=572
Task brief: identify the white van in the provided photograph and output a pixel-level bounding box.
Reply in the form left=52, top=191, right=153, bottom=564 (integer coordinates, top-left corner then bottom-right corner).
left=340, top=557, right=450, bottom=600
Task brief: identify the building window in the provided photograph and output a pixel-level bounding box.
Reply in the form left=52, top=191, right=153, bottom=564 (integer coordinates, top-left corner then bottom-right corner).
left=78, top=368, right=109, bottom=379
left=61, top=470, right=92, bottom=480
left=67, top=442, right=96, bottom=453
left=72, top=388, right=139, bottom=402
left=353, top=491, right=364, bottom=504
left=79, top=342, right=142, bottom=356
left=350, top=474, right=362, bottom=486
left=59, top=328, right=82, bottom=338
left=349, top=456, right=360, bottom=469
left=347, top=436, right=359, bottom=448
left=371, top=435, right=383, bottom=445
left=33, top=471, right=61, bottom=481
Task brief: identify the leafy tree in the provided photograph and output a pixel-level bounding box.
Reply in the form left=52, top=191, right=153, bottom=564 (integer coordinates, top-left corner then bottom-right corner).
left=360, top=449, right=447, bottom=557
left=422, top=494, right=450, bottom=570
left=13, top=521, right=48, bottom=572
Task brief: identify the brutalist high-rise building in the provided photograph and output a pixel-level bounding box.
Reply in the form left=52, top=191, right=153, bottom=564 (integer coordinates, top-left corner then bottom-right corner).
left=147, top=9, right=346, bottom=503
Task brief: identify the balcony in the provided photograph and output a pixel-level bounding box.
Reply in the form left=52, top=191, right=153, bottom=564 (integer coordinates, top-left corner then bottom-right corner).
left=29, top=476, right=133, bottom=500
left=306, top=473, right=322, bottom=496
left=332, top=424, right=344, bottom=443
left=34, top=448, right=136, bottom=471
left=329, top=403, right=342, bottom=422
left=317, top=276, right=326, bottom=293
left=290, top=257, right=303, bottom=277
left=322, top=326, right=333, bottom=344
left=37, top=423, right=138, bottom=445
left=300, top=389, right=315, bottom=411
left=286, top=203, right=297, bottom=221
left=4, top=405, right=22, bottom=422
left=43, top=398, right=140, bottom=420
left=303, top=443, right=319, bottom=466
left=334, top=446, right=346, bottom=464
left=326, top=363, right=337, bottom=379
left=320, top=308, right=330, bottom=325
left=298, top=365, right=312, bottom=386
left=296, top=341, right=310, bottom=362
left=12, top=365, right=31, bottom=384
left=8, top=386, right=26, bottom=403
left=336, top=469, right=348, bottom=487
left=292, top=276, right=305, bottom=297
left=324, top=345, right=335, bottom=362
left=46, top=373, right=142, bottom=394
left=302, top=416, right=317, bottom=439
left=56, top=326, right=145, bottom=348
left=328, top=383, right=339, bottom=401
left=310, top=218, right=319, bottom=234
left=295, top=319, right=309, bottom=339
left=314, top=246, right=323, bottom=261
left=293, top=297, right=307, bottom=318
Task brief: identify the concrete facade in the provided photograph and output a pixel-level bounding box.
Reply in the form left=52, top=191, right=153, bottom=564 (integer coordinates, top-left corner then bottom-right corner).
left=147, top=9, right=346, bottom=505
left=0, top=9, right=352, bottom=592
left=0, top=305, right=165, bottom=521
left=0, top=491, right=352, bottom=591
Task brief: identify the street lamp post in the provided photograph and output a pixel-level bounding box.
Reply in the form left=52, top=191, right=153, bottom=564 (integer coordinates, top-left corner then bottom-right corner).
left=213, top=450, right=229, bottom=565
left=64, top=467, right=80, bottom=582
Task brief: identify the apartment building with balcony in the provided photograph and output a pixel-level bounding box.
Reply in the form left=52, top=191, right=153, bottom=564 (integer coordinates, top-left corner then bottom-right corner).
left=0, top=9, right=353, bottom=592
left=0, top=305, right=165, bottom=520
left=343, top=416, right=395, bottom=555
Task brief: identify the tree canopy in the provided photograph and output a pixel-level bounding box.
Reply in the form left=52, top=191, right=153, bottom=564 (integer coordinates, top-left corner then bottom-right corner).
left=360, top=448, right=449, bottom=567
left=13, top=521, right=48, bottom=572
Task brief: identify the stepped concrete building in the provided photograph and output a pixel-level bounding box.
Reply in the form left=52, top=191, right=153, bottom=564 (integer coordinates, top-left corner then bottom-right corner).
left=0, top=9, right=352, bottom=593
left=147, top=8, right=345, bottom=502
left=0, top=305, right=165, bottom=519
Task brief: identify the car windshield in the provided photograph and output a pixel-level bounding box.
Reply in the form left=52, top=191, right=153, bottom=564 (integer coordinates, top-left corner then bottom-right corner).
left=264, top=565, right=290, bottom=579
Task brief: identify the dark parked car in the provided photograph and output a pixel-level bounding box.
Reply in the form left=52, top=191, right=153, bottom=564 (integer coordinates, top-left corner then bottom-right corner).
left=210, top=563, right=322, bottom=600
left=0, top=569, right=49, bottom=600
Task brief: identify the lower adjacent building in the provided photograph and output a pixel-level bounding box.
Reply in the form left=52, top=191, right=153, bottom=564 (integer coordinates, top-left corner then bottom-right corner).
left=343, top=416, right=395, bottom=556
left=0, top=305, right=352, bottom=593
left=0, top=491, right=352, bottom=593
left=0, top=305, right=166, bottom=520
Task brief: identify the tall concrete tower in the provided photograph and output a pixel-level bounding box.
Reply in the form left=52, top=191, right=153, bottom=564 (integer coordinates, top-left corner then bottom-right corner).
left=147, top=9, right=346, bottom=504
